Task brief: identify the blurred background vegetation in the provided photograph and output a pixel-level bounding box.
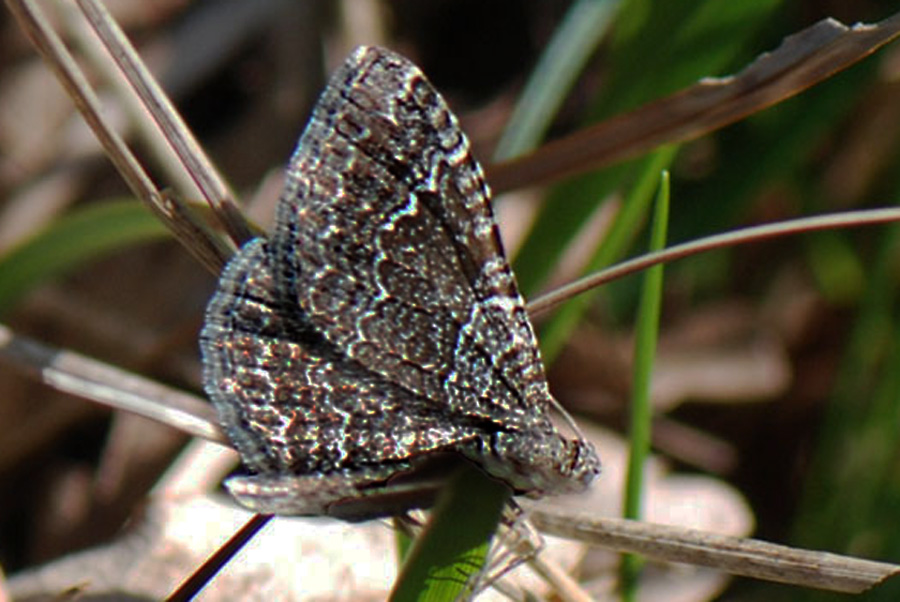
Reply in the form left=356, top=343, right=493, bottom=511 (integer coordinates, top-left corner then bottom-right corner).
left=2, top=1, right=900, bottom=599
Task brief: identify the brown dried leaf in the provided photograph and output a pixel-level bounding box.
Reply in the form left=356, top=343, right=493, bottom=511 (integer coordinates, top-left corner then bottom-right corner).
left=488, top=13, right=900, bottom=192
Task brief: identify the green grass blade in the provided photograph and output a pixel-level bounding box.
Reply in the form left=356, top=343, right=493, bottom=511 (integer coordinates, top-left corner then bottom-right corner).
left=620, top=171, right=669, bottom=599
left=0, top=200, right=170, bottom=315
left=539, top=146, right=676, bottom=362
left=389, top=466, right=511, bottom=602
left=493, top=0, right=621, bottom=161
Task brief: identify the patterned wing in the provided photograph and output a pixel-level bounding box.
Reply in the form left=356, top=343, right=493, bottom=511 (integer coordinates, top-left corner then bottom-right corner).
left=203, top=47, right=600, bottom=510
left=271, top=46, right=549, bottom=428
left=201, top=239, right=483, bottom=479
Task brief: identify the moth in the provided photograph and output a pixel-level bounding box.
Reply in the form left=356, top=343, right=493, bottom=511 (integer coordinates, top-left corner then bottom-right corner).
left=200, top=46, right=599, bottom=520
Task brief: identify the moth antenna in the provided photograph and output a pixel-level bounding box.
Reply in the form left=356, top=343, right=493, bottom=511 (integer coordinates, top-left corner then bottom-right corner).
left=548, top=395, right=590, bottom=443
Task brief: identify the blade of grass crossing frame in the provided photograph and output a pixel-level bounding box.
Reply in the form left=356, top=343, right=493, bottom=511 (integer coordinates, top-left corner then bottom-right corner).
left=493, top=0, right=621, bottom=161
left=389, top=466, right=511, bottom=601
left=620, top=171, right=669, bottom=599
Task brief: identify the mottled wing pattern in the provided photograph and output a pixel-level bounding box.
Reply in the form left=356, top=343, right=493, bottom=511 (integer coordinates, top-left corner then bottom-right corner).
left=272, top=47, right=548, bottom=428
left=202, top=46, right=599, bottom=516
left=201, top=239, right=482, bottom=479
